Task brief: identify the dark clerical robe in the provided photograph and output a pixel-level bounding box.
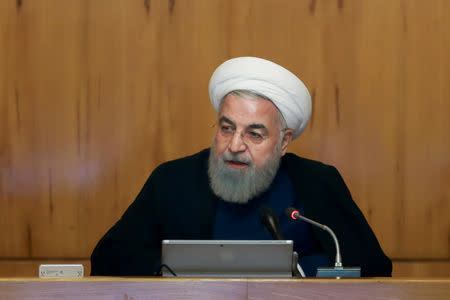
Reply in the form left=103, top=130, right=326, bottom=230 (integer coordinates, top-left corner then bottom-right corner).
left=91, top=149, right=392, bottom=277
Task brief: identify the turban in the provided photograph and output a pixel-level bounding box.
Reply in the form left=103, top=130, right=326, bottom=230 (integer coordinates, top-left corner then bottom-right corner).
left=208, top=57, right=312, bottom=140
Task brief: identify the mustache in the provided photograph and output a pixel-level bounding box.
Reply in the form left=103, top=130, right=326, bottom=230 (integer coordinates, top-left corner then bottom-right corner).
left=222, top=151, right=253, bottom=165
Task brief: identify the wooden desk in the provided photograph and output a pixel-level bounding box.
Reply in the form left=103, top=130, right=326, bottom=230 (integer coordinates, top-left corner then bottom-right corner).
left=0, top=277, right=449, bottom=299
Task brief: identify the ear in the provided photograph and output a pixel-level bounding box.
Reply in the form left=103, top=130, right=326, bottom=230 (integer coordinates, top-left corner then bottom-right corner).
left=280, top=129, right=294, bottom=156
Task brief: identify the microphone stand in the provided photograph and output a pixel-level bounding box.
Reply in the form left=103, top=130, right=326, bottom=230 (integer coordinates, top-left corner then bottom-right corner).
left=288, top=208, right=361, bottom=278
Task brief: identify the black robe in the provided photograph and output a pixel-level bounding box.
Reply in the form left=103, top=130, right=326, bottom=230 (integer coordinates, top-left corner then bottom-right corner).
left=90, top=149, right=392, bottom=277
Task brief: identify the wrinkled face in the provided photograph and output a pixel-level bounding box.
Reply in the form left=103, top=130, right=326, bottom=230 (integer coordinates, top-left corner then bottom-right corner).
left=212, top=93, right=291, bottom=171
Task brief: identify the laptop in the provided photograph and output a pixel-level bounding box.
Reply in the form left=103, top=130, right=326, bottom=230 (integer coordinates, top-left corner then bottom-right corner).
left=161, top=240, right=294, bottom=277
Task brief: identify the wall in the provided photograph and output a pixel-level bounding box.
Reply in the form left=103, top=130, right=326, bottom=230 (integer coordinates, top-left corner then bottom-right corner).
left=0, top=0, right=449, bottom=276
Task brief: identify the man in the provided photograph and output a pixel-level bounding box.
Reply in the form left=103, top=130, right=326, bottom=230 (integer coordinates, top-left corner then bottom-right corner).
left=91, top=57, right=392, bottom=277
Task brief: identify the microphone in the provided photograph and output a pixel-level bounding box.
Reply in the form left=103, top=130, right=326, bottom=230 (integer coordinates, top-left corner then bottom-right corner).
left=259, top=206, right=306, bottom=277
left=285, top=207, right=361, bottom=278
left=259, top=206, right=284, bottom=240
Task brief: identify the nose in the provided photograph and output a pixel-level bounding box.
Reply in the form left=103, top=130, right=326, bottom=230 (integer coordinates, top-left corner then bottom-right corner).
left=228, top=132, right=247, bottom=153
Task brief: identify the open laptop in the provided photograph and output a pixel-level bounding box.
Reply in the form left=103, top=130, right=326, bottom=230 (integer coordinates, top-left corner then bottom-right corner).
left=161, top=240, right=294, bottom=277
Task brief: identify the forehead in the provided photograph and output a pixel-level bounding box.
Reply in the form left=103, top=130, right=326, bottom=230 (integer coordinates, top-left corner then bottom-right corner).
left=218, top=94, right=280, bottom=128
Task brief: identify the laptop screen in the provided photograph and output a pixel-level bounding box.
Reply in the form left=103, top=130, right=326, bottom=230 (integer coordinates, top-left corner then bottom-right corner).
left=161, top=240, right=294, bottom=277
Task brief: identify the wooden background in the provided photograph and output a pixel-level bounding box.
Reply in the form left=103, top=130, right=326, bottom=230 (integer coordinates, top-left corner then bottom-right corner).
left=0, top=0, right=449, bottom=277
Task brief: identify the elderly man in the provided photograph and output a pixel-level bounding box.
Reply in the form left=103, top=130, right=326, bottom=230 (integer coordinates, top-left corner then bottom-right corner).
left=91, top=57, right=392, bottom=277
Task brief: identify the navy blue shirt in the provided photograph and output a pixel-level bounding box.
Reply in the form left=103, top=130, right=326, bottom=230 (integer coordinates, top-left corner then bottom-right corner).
left=213, top=168, right=330, bottom=276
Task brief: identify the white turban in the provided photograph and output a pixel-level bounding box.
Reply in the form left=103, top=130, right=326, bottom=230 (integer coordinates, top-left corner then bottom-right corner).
left=208, top=57, right=312, bottom=140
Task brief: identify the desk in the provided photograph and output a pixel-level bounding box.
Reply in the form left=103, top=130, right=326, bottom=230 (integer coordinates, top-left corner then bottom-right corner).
left=0, top=277, right=449, bottom=299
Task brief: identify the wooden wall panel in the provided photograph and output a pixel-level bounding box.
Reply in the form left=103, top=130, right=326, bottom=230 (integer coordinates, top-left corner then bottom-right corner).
left=0, top=0, right=449, bottom=276
left=1, top=259, right=449, bottom=278
left=392, top=260, right=450, bottom=278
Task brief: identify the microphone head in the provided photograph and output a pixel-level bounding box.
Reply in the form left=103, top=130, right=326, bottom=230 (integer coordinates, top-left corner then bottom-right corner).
left=285, top=207, right=300, bottom=220
left=259, top=205, right=274, bottom=222
left=259, top=205, right=284, bottom=240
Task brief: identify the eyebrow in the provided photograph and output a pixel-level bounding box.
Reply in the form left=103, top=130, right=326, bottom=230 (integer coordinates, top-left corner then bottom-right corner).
left=219, top=116, right=268, bottom=133
left=219, top=116, right=235, bottom=126
left=248, top=124, right=267, bottom=130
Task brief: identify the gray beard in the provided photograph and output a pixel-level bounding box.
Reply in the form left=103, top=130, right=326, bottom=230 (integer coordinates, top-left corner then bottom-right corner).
left=207, top=142, right=282, bottom=204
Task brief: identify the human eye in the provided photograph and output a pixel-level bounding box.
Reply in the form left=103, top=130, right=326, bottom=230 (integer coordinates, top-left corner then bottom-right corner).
left=246, top=130, right=264, bottom=142
left=220, top=125, right=234, bottom=135
left=248, top=131, right=262, bottom=138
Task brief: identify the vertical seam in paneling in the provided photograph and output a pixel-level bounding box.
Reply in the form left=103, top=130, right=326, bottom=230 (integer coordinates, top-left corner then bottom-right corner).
left=15, top=87, right=20, bottom=130
left=48, top=168, right=54, bottom=216
left=337, top=0, right=344, bottom=11
left=76, top=96, right=81, bottom=156
left=401, top=0, right=408, bottom=33
left=144, top=0, right=151, bottom=15
left=97, top=75, right=102, bottom=108
left=309, top=0, right=316, bottom=15
left=169, top=0, right=175, bottom=15
left=26, top=224, right=32, bottom=257
left=394, top=0, right=407, bottom=257
left=334, top=84, right=340, bottom=127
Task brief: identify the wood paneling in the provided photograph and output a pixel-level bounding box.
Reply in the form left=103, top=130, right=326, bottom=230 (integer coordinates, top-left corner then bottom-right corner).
left=393, top=260, right=450, bottom=278
left=0, top=0, right=449, bottom=276
left=1, top=259, right=449, bottom=278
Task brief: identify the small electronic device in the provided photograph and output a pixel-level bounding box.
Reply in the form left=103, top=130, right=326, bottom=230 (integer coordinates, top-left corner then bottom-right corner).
left=39, top=264, right=84, bottom=278
left=316, top=266, right=361, bottom=278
